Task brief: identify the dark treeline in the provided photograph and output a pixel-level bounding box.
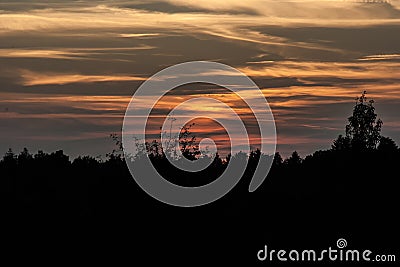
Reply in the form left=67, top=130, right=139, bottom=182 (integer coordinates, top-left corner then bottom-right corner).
left=1, top=92, right=399, bottom=260
left=1, top=138, right=398, bottom=218
left=1, top=92, right=399, bottom=217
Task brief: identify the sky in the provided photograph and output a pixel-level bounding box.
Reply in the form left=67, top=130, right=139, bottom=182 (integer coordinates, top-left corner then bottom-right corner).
left=1, top=0, right=400, bottom=158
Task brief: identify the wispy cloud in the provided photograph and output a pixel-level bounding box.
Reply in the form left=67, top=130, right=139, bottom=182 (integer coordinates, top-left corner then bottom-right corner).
left=20, top=70, right=146, bottom=86
left=0, top=49, right=88, bottom=60
left=239, top=60, right=400, bottom=79
left=0, top=46, right=155, bottom=60
left=1, top=2, right=398, bottom=64
left=119, top=33, right=162, bottom=38
left=166, top=0, right=400, bottom=19
left=358, top=54, right=400, bottom=61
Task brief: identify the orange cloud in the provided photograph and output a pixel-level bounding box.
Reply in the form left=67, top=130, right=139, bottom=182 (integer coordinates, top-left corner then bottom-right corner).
left=20, top=70, right=146, bottom=86
left=239, top=61, right=400, bottom=80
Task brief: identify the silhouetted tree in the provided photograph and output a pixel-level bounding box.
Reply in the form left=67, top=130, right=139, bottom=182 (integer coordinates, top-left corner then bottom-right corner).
left=18, top=148, right=33, bottom=164
left=331, top=134, right=351, bottom=151
left=34, top=150, right=46, bottom=160
left=346, top=91, right=382, bottom=150
left=73, top=155, right=99, bottom=167
left=272, top=152, right=283, bottom=167
left=3, top=148, right=16, bottom=165
left=249, top=148, right=261, bottom=162
left=377, top=136, right=398, bottom=152
left=107, top=133, right=124, bottom=161
left=333, top=91, right=382, bottom=151
left=284, top=151, right=302, bottom=166
left=179, top=123, right=201, bottom=160
left=146, top=139, right=163, bottom=158
left=211, top=153, right=223, bottom=169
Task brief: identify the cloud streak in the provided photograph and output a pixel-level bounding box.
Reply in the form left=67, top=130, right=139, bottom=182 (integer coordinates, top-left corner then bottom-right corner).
left=20, top=70, right=146, bottom=86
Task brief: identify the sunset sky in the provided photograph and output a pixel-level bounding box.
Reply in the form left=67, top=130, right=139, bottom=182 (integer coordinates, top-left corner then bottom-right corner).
left=1, top=0, right=400, bottom=158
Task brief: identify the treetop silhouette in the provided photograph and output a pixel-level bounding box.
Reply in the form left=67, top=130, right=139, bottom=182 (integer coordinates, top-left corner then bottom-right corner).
left=332, top=91, right=384, bottom=151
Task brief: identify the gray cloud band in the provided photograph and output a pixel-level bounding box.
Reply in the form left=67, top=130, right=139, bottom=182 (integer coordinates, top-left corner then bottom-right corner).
left=122, top=61, right=276, bottom=207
